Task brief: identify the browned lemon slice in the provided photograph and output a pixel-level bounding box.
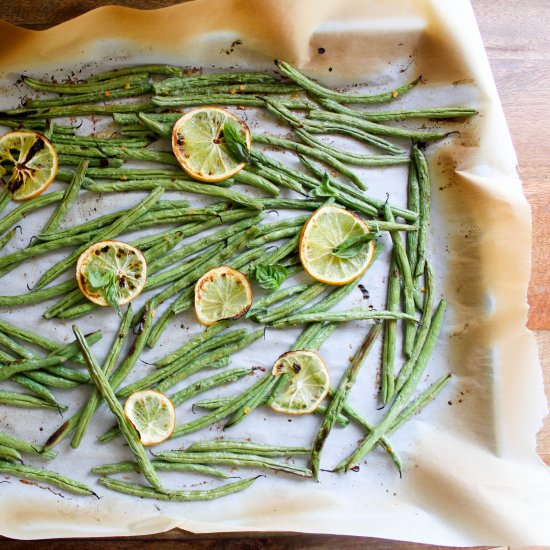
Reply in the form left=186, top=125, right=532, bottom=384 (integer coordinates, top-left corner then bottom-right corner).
left=124, top=390, right=176, bottom=446
left=299, top=205, right=375, bottom=285
left=76, top=240, right=147, bottom=307
left=171, top=106, right=251, bottom=182
left=0, top=131, right=58, bottom=201
left=194, top=265, right=252, bottom=326
left=270, top=350, right=330, bottom=415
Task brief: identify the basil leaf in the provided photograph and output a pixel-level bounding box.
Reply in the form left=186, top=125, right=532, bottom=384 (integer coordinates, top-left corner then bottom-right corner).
left=85, top=265, right=111, bottom=289
left=223, top=121, right=250, bottom=164
left=332, top=232, right=377, bottom=259
left=255, top=264, right=289, bottom=290
left=103, top=277, right=120, bottom=309
left=310, top=173, right=338, bottom=198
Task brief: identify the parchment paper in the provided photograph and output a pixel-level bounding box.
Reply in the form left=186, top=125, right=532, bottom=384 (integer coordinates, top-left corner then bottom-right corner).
left=0, top=0, right=549, bottom=545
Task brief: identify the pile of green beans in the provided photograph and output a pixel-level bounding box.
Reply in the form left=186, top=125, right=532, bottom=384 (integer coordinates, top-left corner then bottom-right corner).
left=0, top=59, right=469, bottom=501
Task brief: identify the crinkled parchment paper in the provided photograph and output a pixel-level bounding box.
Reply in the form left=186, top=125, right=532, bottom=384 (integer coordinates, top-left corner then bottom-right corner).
left=0, top=0, right=549, bottom=544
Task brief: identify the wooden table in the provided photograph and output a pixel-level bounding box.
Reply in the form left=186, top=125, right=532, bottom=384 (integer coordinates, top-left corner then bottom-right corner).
left=0, top=1, right=548, bottom=548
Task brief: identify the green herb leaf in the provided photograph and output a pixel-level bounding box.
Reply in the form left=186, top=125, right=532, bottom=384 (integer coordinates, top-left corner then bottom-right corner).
left=223, top=122, right=250, bottom=164
left=310, top=173, right=338, bottom=198
left=85, top=264, right=120, bottom=309
left=332, top=232, right=377, bottom=259
left=255, top=264, right=289, bottom=290
left=85, top=265, right=111, bottom=289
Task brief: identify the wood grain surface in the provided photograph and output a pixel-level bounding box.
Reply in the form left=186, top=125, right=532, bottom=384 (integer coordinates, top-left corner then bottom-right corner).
left=0, top=0, right=548, bottom=548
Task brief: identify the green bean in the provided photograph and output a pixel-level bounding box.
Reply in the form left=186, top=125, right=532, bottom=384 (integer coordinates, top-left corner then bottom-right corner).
left=0, top=390, right=62, bottom=409
left=0, top=330, right=101, bottom=382
left=0, top=445, right=22, bottom=463
left=0, top=433, right=56, bottom=460
left=53, top=136, right=152, bottom=149
left=10, top=373, right=58, bottom=404
left=381, top=255, right=399, bottom=405
left=184, top=82, right=303, bottom=96
left=388, top=373, right=452, bottom=435
left=1, top=102, right=156, bottom=119
left=91, top=460, right=229, bottom=478
left=305, top=121, right=407, bottom=155
left=148, top=214, right=264, bottom=275
left=234, top=170, right=280, bottom=196
left=194, top=394, right=349, bottom=427
left=170, top=373, right=271, bottom=438
left=22, top=370, right=78, bottom=390
left=160, top=328, right=246, bottom=374
left=0, top=227, right=17, bottom=251
left=98, top=476, right=259, bottom=501
left=317, top=99, right=477, bottom=121
left=276, top=61, right=421, bottom=104
left=311, top=323, right=381, bottom=478
left=36, top=199, right=193, bottom=244
left=0, top=191, right=64, bottom=236
left=136, top=112, right=171, bottom=138
left=0, top=460, right=94, bottom=496
left=0, top=318, right=71, bottom=357
left=251, top=233, right=299, bottom=271
left=405, top=158, right=420, bottom=275
left=108, top=303, right=155, bottom=392
left=34, top=187, right=163, bottom=289
left=334, top=299, right=446, bottom=471
left=153, top=72, right=279, bottom=94
left=253, top=134, right=366, bottom=190
left=394, top=262, right=435, bottom=393
left=84, top=167, right=184, bottom=180
left=155, top=321, right=231, bottom=367
left=88, top=64, right=184, bottom=81
left=0, top=189, right=11, bottom=217
left=187, top=439, right=311, bottom=457
left=247, top=283, right=309, bottom=319
left=170, top=367, right=255, bottom=407
left=98, top=358, right=231, bottom=444
left=0, top=331, right=34, bottom=359
left=0, top=231, right=97, bottom=274
left=248, top=163, right=307, bottom=195
left=151, top=95, right=266, bottom=108
left=0, top=356, right=68, bottom=382
left=71, top=307, right=133, bottom=449
left=44, top=414, right=82, bottom=450
left=255, top=283, right=327, bottom=325
left=73, top=324, right=167, bottom=494
left=58, top=154, right=124, bottom=168
left=157, top=450, right=312, bottom=478
left=271, top=308, right=417, bottom=328
left=412, top=146, right=431, bottom=277
left=85, top=179, right=264, bottom=211
left=0, top=332, right=98, bottom=383
left=384, top=203, right=415, bottom=358
left=298, top=155, right=415, bottom=220
left=258, top=198, right=325, bottom=210
left=326, top=389, right=402, bottom=472
left=294, top=129, right=409, bottom=166
left=309, top=110, right=451, bottom=141
left=224, top=375, right=278, bottom=428
left=22, top=73, right=149, bottom=95
left=25, top=84, right=153, bottom=109
left=155, top=329, right=264, bottom=395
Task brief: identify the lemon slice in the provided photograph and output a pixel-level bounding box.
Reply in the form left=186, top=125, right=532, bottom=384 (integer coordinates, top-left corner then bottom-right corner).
left=270, top=350, right=330, bottom=415
left=124, top=390, right=176, bottom=446
left=299, top=205, right=375, bottom=285
left=171, top=106, right=251, bottom=182
left=194, top=265, right=252, bottom=326
left=76, top=240, right=147, bottom=307
left=0, top=131, right=58, bottom=201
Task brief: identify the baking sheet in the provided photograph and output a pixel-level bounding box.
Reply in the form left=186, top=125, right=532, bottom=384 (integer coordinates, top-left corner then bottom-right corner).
left=0, top=0, right=549, bottom=544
